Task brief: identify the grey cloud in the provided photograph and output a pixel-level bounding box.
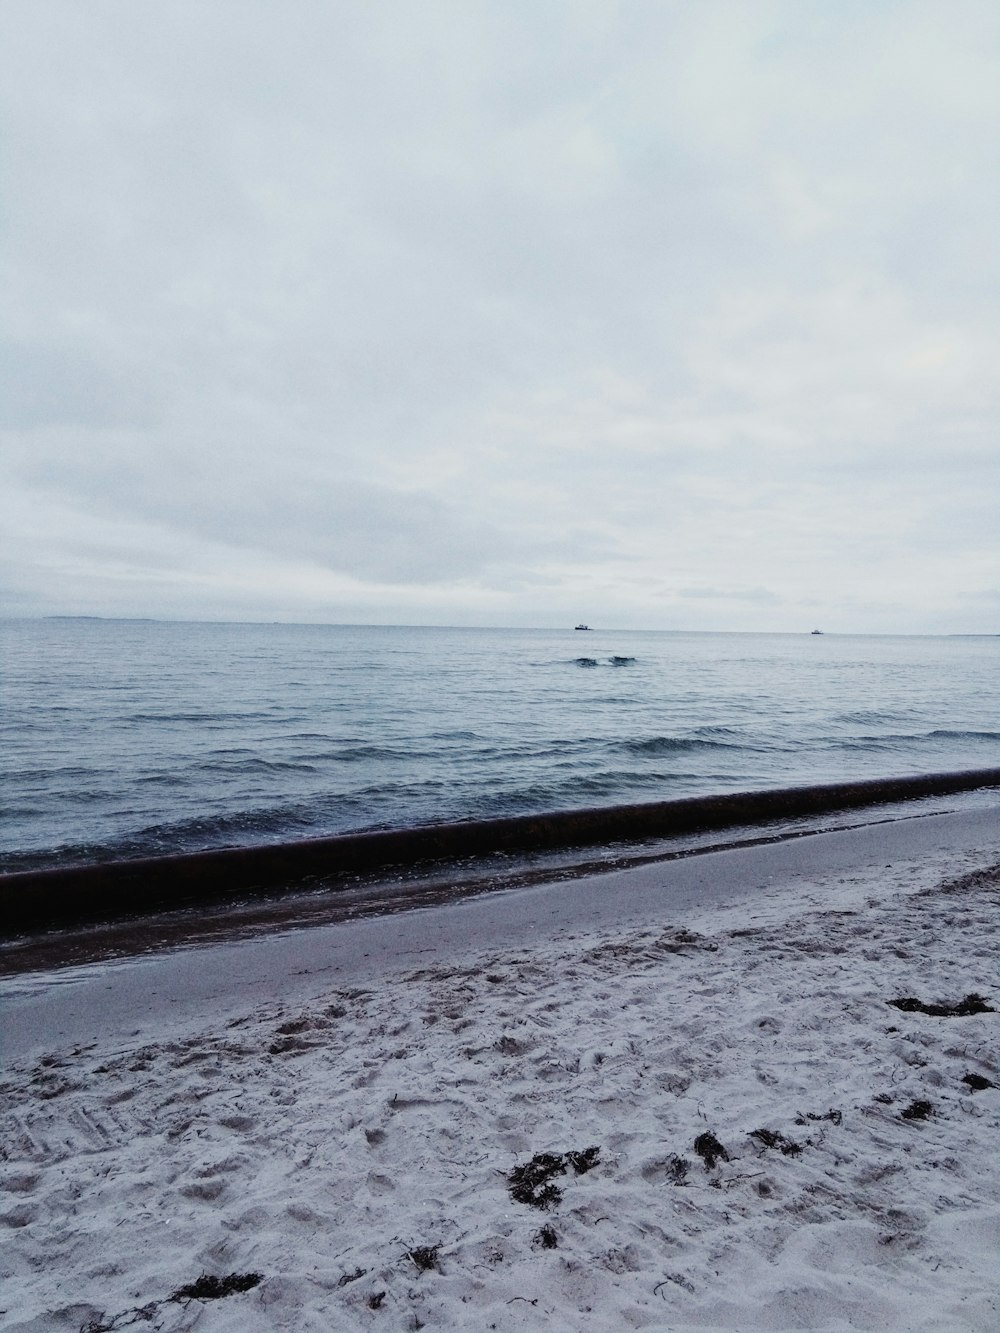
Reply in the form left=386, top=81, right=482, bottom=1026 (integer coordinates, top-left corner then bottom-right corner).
left=1, top=2, right=998, bottom=630
left=677, top=586, right=783, bottom=605
left=0, top=344, right=154, bottom=430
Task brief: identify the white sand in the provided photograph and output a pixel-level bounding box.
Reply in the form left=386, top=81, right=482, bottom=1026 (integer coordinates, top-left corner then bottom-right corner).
left=1, top=839, right=998, bottom=1331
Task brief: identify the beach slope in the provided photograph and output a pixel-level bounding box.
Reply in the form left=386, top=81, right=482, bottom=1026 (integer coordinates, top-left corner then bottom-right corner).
left=1, top=815, right=998, bottom=1330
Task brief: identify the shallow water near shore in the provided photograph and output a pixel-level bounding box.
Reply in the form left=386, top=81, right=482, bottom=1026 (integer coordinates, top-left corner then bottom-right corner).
left=2, top=619, right=999, bottom=871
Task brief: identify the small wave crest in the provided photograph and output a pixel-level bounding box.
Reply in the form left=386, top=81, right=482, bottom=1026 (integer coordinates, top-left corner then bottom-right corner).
left=199, top=757, right=319, bottom=774
left=125, top=710, right=278, bottom=724
left=622, top=735, right=739, bottom=755
left=927, top=729, right=1000, bottom=742
left=835, top=728, right=1000, bottom=751
left=0, top=801, right=347, bottom=871
left=489, top=769, right=696, bottom=808
left=322, top=745, right=419, bottom=763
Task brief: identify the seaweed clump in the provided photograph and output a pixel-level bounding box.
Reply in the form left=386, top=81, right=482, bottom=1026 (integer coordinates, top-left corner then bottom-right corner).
left=508, top=1146, right=600, bottom=1208
left=796, top=1109, right=842, bottom=1126
left=693, top=1132, right=729, bottom=1170
left=170, top=1273, right=263, bottom=1301
left=79, top=1274, right=263, bottom=1331
left=408, top=1246, right=440, bottom=1273
left=962, top=1073, right=996, bottom=1092
left=750, top=1128, right=803, bottom=1156
left=666, top=1155, right=690, bottom=1184
left=889, top=993, right=993, bottom=1017
left=900, top=1100, right=934, bottom=1121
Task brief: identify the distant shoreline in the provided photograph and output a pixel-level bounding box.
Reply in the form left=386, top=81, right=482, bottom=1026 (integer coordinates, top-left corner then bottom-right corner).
left=10, top=615, right=1000, bottom=634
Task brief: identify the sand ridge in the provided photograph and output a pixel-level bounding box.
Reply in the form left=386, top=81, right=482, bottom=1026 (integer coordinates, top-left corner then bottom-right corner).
left=1, top=858, right=998, bottom=1330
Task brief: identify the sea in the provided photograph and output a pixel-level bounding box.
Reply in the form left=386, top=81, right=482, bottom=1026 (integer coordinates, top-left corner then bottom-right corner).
left=2, top=619, right=999, bottom=875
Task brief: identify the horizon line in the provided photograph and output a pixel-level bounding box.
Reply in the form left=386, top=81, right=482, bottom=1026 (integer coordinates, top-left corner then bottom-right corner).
left=0, top=613, right=996, bottom=638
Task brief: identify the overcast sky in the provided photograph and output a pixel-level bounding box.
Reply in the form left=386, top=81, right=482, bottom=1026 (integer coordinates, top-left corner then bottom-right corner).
left=2, top=1, right=998, bottom=632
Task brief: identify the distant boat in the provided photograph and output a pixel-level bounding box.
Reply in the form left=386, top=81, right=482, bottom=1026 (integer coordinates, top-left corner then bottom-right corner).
left=574, top=623, right=592, bottom=631
left=810, top=629, right=824, bottom=635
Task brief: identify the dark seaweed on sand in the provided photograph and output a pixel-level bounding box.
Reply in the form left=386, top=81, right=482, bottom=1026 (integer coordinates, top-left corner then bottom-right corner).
left=666, top=1155, right=690, bottom=1184
left=508, top=1147, right=600, bottom=1208
left=170, top=1272, right=263, bottom=1301
left=409, top=1245, right=440, bottom=1273
left=796, top=1109, right=842, bottom=1126
left=79, top=1274, right=263, bottom=1330
left=900, top=1099, right=934, bottom=1121
left=693, top=1132, right=729, bottom=1170
left=962, top=1072, right=996, bottom=1091
left=889, top=992, right=993, bottom=1017
left=565, top=1146, right=600, bottom=1174
left=750, top=1128, right=803, bottom=1156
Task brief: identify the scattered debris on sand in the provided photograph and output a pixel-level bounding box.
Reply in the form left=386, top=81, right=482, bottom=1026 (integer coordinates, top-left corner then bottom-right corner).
left=5, top=853, right=998, bottom=1331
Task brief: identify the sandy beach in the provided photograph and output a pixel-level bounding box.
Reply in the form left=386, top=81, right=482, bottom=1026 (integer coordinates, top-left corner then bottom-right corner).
left=1, top=807, right=998, bottom=1331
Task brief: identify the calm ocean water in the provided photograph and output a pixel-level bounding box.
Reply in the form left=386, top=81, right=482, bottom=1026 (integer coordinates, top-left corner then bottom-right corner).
left=2, top=619, right=998, bottom=873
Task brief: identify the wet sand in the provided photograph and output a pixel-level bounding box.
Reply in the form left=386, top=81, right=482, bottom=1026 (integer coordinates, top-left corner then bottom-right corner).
left=3, top=802, right=997, bottom=1064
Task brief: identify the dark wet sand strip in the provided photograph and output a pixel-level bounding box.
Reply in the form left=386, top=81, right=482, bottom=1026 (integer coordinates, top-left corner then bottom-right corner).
left=3, top=798, right=998, bottom=1063
left=3, top=768, right=1000, bottom=939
